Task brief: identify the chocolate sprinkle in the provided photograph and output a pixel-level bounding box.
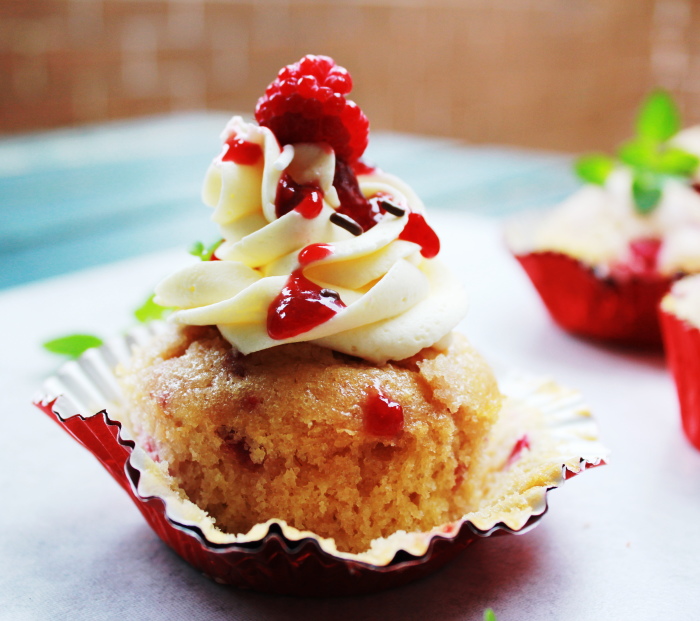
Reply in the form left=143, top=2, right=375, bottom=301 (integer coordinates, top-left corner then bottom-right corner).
left=379, top=200, right=406, bottom=217
left=330, top=212, right=363, bottom=236
left=320, top=288, right=341, bottom=301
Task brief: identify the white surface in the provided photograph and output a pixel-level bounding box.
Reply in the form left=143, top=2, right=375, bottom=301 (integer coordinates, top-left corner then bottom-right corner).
left=2, top=212, right=699, bottom=620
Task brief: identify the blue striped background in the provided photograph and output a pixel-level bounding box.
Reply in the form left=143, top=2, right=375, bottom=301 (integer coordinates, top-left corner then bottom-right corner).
left=0, top=112, right=578, bottom=290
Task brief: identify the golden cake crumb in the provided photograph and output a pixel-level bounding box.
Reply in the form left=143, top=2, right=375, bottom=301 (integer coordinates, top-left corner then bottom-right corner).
left=118, top=325, right=501, bottom=554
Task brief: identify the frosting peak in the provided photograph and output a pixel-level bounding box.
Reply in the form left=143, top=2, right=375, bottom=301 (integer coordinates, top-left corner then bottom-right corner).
left=155, top=117, right=466, bottom=363
left=155, top=57, right=466, bottom=363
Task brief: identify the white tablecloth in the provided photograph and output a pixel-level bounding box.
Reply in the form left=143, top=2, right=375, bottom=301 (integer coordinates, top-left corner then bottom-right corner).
left=3, top=212, right=698, bottom=620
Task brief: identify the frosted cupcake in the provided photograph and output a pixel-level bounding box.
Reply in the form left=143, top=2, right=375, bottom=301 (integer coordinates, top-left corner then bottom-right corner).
left=660, top=274, right=700, bottom=449
left=119, top=54, right=499, bottom=553
left=507, top=91, right=700, bottom=347
left=36, top=55, right=607, bottom=595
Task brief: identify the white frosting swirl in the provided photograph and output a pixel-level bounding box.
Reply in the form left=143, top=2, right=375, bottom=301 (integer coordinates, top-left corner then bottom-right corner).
left=526, top=123, right=700, bottom=276
left=155, top=117, right=467, bottom=363
left=530, top=168, right=700, bottom=274
left=662, top=274, right=700, bottom=329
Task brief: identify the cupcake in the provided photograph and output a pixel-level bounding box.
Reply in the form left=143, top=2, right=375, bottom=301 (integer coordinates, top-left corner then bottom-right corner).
left=660, top=274, right=700, bottom=450
left=119, top=53, right=497, bottom=554
left=507, top=91, right=700, bottom=347
left=36, top=55, right=607, bottom=595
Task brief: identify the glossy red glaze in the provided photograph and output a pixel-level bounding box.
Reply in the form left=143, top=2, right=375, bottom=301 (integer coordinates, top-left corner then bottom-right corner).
left=364, top=387, right=404, bottom=437
left=353, top=160, right=376, bottom=176
left=222, top=137, right=263, bottom=165
left=660, top=308, right=700, bottom=450
left=399, top=213, right=440, bottom=258
left=612, top=238, right=662, bottom=278
left=298, top=243, right=334, bottom=266
left=267, top=269, right=345, bottom=340
left=516, top=251, right=676, bottom=348
left=275, top=174, right=324, bottom=219
left=334, top=159, right=383, bottom=231
left=505, top=435, right=531, bottom=468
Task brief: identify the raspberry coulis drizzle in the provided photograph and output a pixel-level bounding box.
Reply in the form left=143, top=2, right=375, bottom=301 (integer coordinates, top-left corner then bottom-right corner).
left=333, top=160, right=440, bottom=258
left=398, top=213, right=440, bottom=258
left=298, top=243, right=334, bottom=265
left=628, top=238, right=662, bottom=274
left=611, top=238, right=662, bottom=278
left=364, top=387, right=404, bottom=436
left=222, top=137, right=263, bottom=165
left=275, top=174, right=324, bottom=219
left=267, top=244, right=344, bottom=340
left=334, top=160, right=382, bottom=231
left=505, top=434, right=531, bottom=468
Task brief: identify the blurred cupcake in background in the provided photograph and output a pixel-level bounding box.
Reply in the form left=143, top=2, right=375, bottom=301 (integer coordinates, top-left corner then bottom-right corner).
left=507, top=91, right=700, bottom=347
left=660, top=274, right=700, bottom=450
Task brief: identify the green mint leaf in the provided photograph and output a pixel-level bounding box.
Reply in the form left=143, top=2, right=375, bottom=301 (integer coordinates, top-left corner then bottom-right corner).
left=189, top=241, right=205, bottom=259
left=632, top=170, right=663, bottom=214
left=618, top=138, right=657, bottom=169
left=134, top=293, right=171, bottom=323
left=655, top=146, right=699, bottom=176
left=636, top=90, right=680, bottom=142
left=484, top=609, right=497, bottom=621
left=574, top=154, right=615, bottom=185
left=189, top=239, right=223, bottom=261
left=43, top=334, right=104, bottom=358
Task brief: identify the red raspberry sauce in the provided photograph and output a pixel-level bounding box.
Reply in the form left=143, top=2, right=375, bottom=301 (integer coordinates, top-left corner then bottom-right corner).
left=222, top=137, right=263, bottom=165
left=298, top=243, right=334, bottom=266
left=276, top=174, right=324, bottom=219
left=628, top=238, right=662, bottom=274
left=267, top=270, right=345, bottom=339
left=353, top=160, right=377, bottom=176
left=334, top=159, right=383, bottom=231
left=505, top=434, right=531, bottom=468
left=612, top=238, right=662, bottom=278
left=267, top=244, right=342, bottom=339
left=399, top=213, right=440, bottom=258
left=364, top=387, right=404, bottom=436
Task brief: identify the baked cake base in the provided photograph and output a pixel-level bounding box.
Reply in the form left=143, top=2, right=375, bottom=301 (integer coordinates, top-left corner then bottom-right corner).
left=118, top=325, right=501, bottom=553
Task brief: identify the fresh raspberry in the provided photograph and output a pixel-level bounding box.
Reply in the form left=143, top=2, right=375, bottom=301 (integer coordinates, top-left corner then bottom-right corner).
left=255, top=55, right=369, bottom=163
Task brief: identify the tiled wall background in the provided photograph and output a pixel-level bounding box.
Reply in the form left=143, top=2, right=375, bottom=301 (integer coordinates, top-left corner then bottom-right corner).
left=2, top=0, right=700, bottom=151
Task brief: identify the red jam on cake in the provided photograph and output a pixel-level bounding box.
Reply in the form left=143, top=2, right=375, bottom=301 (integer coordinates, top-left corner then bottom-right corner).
left=117, top=55, right=502, bottom=553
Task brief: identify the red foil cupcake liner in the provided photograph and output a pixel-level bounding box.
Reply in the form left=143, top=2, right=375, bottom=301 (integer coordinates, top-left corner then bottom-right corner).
left=515, top=251, right=675, bottom=348
left=660, top=308, right=700, bottom=450
left=34, top=325, right=607, bottom=596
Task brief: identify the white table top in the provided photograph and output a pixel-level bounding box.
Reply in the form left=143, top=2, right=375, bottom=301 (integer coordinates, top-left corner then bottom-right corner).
left=3, top=212, right=698, bottom=620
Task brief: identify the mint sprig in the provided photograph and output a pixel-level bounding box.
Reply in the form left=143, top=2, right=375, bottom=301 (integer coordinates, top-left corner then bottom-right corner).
left=189, top=239, right=223, bottom=261
left=574, top=90, right=699, bottom=214
left=44, top=294, right=172, bottom=360
left=631, top=170, right=663, bottom=214
left=484, top=609, right=497, bottom=621
left=44, top=240, right=221, bottom=359
left=637, top=89, right=679, bottom=142
left=43, top=334, right=104, bottom=359
left=574, top=154, right=615, bottom=186
left=134, top=293, right=171, bottom=323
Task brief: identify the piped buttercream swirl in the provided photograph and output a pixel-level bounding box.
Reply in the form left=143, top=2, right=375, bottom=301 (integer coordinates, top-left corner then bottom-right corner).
left=525, top=121, right=700, bottom=277
left=155, top=117, right=467, bottom=363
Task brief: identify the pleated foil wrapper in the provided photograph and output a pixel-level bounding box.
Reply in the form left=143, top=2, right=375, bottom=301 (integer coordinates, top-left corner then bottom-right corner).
left=506, top=214, right=678, bottom=348
left=34, top=324, right=608, bottom=596
left=515, top=251, right=673, bottom=347
left=660, top=306, right=700, bottom=450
